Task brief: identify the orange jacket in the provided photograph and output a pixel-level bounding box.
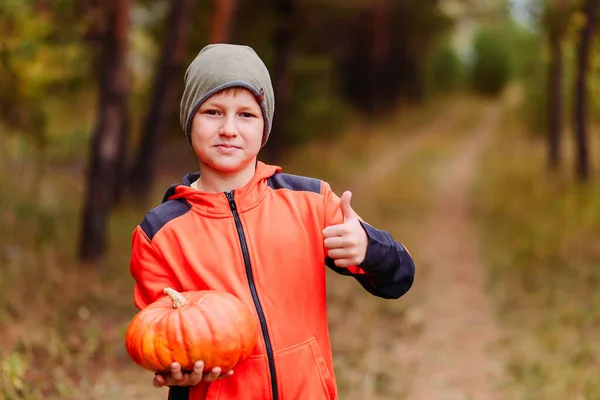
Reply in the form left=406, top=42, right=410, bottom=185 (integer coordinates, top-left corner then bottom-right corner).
left=130, top=162, right=415, bottom=400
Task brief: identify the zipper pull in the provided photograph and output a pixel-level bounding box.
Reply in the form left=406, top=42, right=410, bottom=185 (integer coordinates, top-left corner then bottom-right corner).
left=225, top=190, right=236, bottom=210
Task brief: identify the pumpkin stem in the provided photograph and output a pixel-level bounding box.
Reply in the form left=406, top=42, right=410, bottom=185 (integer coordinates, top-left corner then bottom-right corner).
left=163, top=288, right=187, bottom=309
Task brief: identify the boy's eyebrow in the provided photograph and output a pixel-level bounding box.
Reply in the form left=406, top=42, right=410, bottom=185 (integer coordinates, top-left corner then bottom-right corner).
left=200, top=100, right=260, bottom=111
left=198, top=99, right=222, bottom=108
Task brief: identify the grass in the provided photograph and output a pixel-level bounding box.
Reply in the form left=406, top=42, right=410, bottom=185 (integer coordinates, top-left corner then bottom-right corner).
left=0, top=131, right=144, bottom=399
left=0, top=90, right=501, bottom=399
left=282, top=92, right=486, bottom=193
left=1, top=93, right=466, bottom=399
left=474, top=100, right=600, bottom=399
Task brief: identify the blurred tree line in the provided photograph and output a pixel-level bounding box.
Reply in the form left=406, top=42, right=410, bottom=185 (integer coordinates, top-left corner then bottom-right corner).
left=1, top=0, right=598, bottom=262
left=439, top=0, right=600, bottom=184
left=0, top=0, right=461, bottom=262
left=516, top=0, right=600, bottom=180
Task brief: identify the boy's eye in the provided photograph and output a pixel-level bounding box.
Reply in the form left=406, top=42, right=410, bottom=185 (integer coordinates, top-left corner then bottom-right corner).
left=240, top=112, right=256, bottom=118
left=203, top=109, right=219, bottom=115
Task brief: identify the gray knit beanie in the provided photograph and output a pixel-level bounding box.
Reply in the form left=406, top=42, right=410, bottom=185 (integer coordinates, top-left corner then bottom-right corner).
left=180, top=44, right=275, bottom=147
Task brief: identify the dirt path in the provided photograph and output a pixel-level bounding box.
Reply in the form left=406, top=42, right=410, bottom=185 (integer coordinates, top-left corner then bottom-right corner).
left=351, top=101, right=467, bottom=189
left=406, top=104, right=504, bottom=400
left=324, top=100, right=485, bottom=399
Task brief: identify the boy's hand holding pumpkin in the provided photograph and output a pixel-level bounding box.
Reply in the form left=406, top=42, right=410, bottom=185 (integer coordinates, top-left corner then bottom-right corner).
left=153, top=361, right=234, bottom=387
left=323, top=191, right=368, bottom=267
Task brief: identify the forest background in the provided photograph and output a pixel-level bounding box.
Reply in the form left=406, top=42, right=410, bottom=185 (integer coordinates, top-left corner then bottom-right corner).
left=2, top=0, right=600, bottom=399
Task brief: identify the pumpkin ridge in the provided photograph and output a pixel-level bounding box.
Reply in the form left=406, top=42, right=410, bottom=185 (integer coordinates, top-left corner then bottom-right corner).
left=183, top=300, right=208, bottom=370
left=196, top=293, right=208, bottom=304
left=156, top=311, right=175, bottom=369
left=131, top=313, right=149, bottom=370
left=173, top=302, right=193, bottom=369
left=143, top=318, right=163, bottom=371
left=134, top=315, right=150, bottom=370
left=126, top=313, right=146, bottom=368
left=203, top=301, right=217, bottom=370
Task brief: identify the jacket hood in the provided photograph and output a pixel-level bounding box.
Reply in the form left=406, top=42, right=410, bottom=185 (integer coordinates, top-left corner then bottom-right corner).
left=161, top=162, right=281, bottom=216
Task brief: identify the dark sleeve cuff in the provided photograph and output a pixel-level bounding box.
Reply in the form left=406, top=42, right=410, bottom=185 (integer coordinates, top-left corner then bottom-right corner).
left=168, top=386, right=190, bottom=399
left=358, top=221, right=394, bottom=273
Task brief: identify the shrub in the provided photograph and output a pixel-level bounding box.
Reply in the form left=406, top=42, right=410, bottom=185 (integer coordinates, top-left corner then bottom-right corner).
left=470, top=27, right=512, bottom=96
left=428, top=39, right=465, bottom=93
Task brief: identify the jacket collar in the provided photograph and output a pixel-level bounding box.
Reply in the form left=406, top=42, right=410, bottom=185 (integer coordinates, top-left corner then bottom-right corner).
left=162, top=161, right=281, bottom=217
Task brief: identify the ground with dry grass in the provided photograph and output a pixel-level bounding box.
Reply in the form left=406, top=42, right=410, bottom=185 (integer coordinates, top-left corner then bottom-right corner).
left=3, top=90, right=599, bottom=400
left=0, top=94, right=502, bottom=399
left=474, top=93, right=600, bottom=400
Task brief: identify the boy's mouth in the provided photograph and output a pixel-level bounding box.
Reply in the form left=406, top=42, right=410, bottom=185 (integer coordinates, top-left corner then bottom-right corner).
left=214, top=144, right=241, bottom=153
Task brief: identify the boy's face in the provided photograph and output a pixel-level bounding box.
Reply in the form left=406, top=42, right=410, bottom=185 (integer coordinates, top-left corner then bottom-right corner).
left=190, top=88, right=264, bottom=177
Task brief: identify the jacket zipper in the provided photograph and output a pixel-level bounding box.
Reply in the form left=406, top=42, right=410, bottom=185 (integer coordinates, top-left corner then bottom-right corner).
left=225, top=190, right=279, bottom=399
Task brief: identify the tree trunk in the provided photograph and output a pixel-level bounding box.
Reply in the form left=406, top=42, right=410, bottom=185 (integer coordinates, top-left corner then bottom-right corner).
left=210, top=0, right=236, bottom=43
left=547, top=32, right=563, bottom=172
left=79, top=0, right=130, bottom=262
left=113, top=94, right=130, bottom=203
left=127, top=0, right=196, bottom=202
left=369, top=0, right=390, bottom=116
left=573, top=0, right=599, bottom=182
left=262, top=0, right=294, bottom=163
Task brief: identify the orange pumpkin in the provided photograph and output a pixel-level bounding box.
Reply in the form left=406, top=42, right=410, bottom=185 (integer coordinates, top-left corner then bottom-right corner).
left=125, top=288, right=258, bottom=373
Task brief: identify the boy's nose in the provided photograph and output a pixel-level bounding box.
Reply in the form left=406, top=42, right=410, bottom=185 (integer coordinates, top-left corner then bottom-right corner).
left=219, top=117, right=238, bottom=136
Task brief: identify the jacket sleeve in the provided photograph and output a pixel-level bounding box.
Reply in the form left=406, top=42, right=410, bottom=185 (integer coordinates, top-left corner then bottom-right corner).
left=130, top=226, right=181, bottom=310
left=321, top=181, right=415, bottom=299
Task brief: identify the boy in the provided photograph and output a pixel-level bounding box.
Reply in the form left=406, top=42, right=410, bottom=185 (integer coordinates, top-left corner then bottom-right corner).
left=130, top=43, right=415, bottom=400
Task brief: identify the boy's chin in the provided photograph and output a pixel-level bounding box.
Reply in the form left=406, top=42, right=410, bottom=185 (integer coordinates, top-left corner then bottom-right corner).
left=203, top=159, right=255, bottom=174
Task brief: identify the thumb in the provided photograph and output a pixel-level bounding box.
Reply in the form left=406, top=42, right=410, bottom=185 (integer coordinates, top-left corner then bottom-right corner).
left=340, top=190, right=357, bottom=221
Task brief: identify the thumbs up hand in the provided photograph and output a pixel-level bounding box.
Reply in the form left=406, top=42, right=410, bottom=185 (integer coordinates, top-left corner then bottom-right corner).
left=322, top=191, right=368, bottom=267
left=339, top=190, right=358, bottom=221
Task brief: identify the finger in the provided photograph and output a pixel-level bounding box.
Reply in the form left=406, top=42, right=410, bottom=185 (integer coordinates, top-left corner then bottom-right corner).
left=153, top=373, right=166, bottom=388
left=170, top=362, right=183, bottom=382
left=327, top=248, right=351, bottom=259
left=203, top=367, right=222, bottom=383
left=322, top=223, right=350, bottom=238
left=324, top=236, right=350, bottom=249
left=218, top=370, right=234, bottom=380
left=340, top=191, right=357, bottom=221
left=188, top=361, right=205, bottom=385
left=334, top=257, right=355, bottom=267
left=329, top=247, right=361, bottom=262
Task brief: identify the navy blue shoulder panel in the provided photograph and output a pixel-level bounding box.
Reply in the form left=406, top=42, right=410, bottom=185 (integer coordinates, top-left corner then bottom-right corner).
left=140, top=198, right=192, bottom=241
left=161, top=183, right=179, bottom=204
left=161, top=172, right=200, bottom=203
left=267, top=173, right=321, bottom=194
